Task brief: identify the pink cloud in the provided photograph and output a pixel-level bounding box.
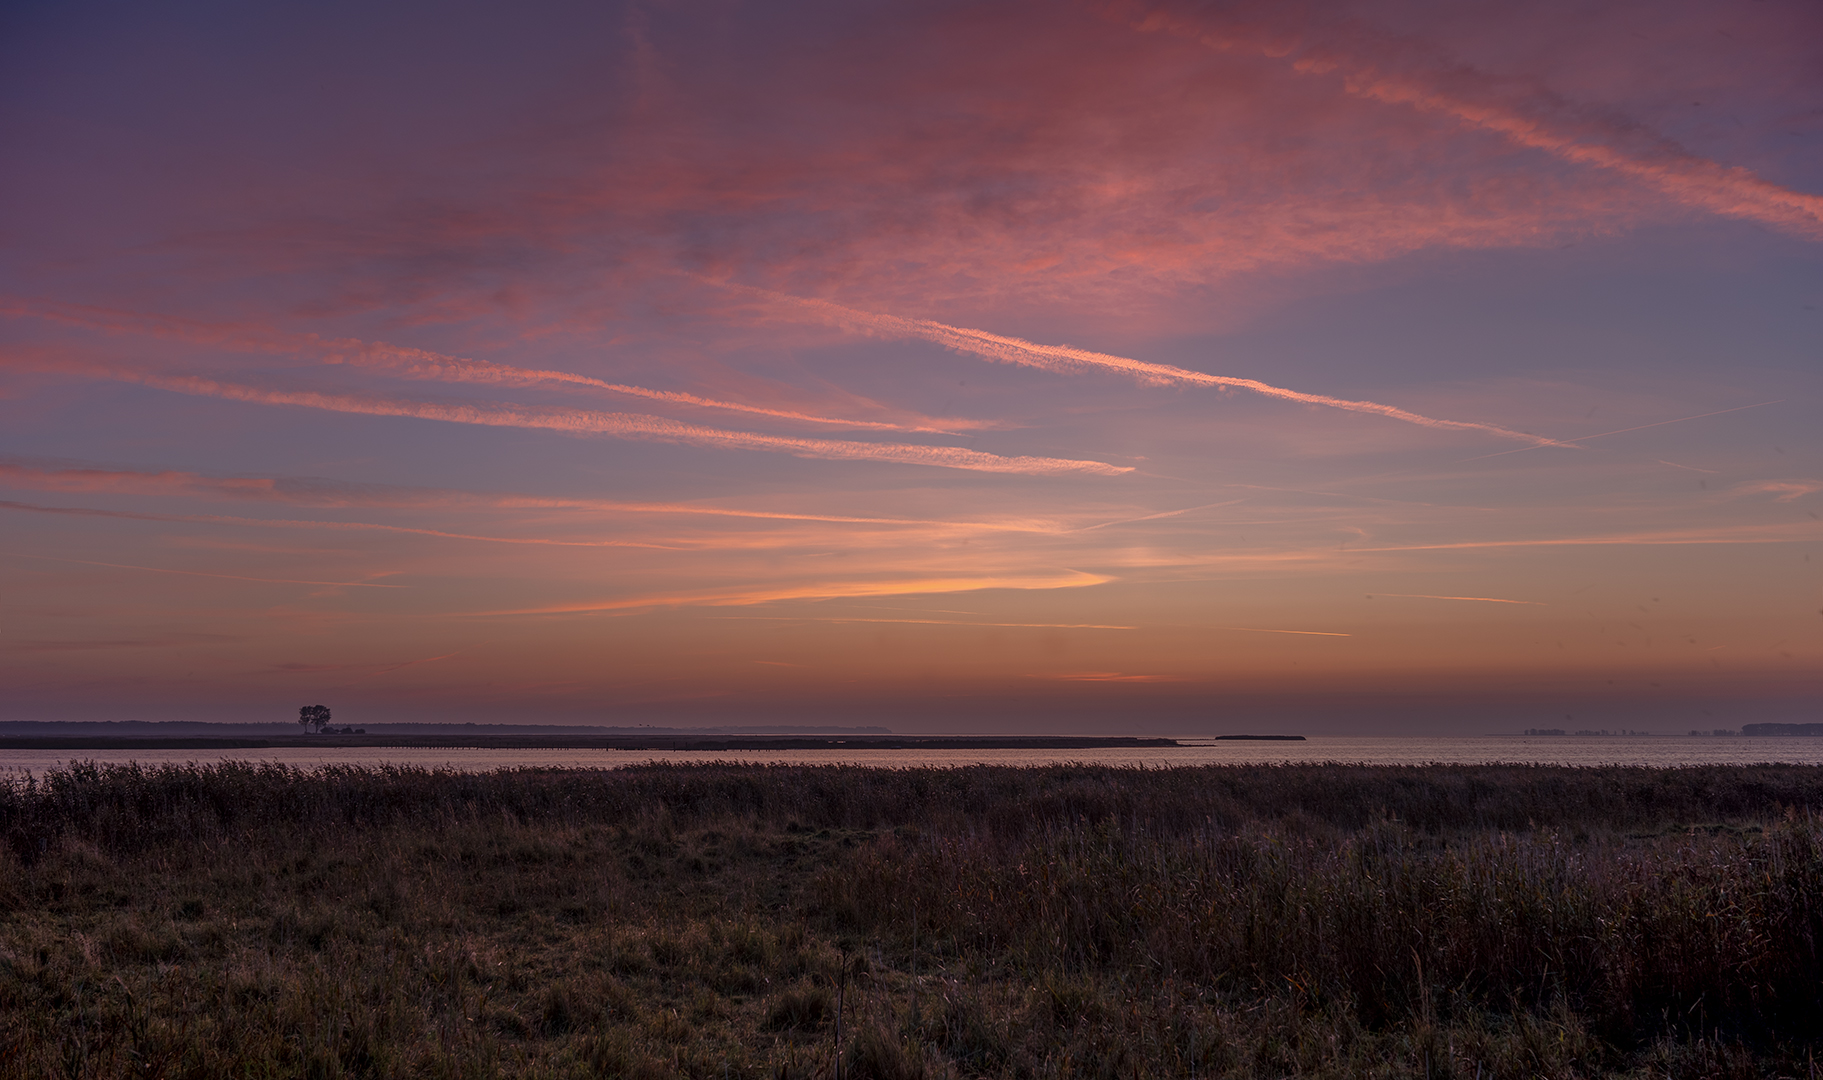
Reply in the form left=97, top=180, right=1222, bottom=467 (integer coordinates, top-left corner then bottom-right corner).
left=1137, top=3, right=1823, bottom=239
left=749, top=289, right=1575, bottom=447
left=2, top=296, right=975, bottom=433
left=7, top=357, right=1132, bottom=476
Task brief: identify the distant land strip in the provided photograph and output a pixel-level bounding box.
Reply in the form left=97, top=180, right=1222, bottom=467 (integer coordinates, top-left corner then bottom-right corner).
left=1743, top=723, right=1823, bottom=737
left=0, top=721, right=893, bottom=738
left=0, top=734, right=1182, bottom=751
left=1209, top=734, right=1307, bottom=741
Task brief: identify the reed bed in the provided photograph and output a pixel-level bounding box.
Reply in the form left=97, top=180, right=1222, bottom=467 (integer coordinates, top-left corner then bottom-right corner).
left=1, top=761, right=1820, bottom=1078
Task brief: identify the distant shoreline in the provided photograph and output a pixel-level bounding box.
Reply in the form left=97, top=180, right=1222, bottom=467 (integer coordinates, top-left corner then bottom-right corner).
left=0, top=734, right=1184, bottom=751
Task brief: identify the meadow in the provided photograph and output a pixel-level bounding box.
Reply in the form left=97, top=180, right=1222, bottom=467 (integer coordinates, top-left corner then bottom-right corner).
left=2, top=760, right=1821, bottom=1078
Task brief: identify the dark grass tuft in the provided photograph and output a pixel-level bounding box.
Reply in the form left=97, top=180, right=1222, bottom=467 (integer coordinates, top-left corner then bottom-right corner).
left=2, top=760, right=1822, bottom=1077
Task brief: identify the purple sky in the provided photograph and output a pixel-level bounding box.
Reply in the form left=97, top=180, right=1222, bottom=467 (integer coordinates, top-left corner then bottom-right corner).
left=2, top=0, right=1819, bottom=732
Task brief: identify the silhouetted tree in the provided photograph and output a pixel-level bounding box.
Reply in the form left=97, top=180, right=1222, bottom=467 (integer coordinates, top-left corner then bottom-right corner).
left=299, top=704, right=331, bottom=733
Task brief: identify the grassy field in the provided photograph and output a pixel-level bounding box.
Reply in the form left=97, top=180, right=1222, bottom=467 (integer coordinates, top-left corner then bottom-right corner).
left=2, top=761, right=1822, bottom=1078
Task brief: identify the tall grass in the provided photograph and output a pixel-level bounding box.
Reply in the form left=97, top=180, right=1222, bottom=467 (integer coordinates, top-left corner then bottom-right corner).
left=10, top=759, right=1823, bottom=856
left=2, top=761, right=1821, bottom=1078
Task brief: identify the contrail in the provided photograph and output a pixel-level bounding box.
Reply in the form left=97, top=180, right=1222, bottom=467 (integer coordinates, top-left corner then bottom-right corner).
left=70, top=366, right=1134, bottom=477
left=318, top=340, right=978, bottom=434
left=1138, top=11, right=1823, bottom=241
left=1459, top=400, right=1784, bottom=462
left=1076, top=499, right=1249, bottom=532
left=0, top=297, right=965, bottom=433
left=751, top=290, right=1574, bottom=447
left=1307, top=63, right=1823, bottom=241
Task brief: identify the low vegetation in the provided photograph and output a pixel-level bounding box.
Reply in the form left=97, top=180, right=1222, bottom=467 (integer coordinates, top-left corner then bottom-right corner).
left=2, top=760, right=1822, bottom=1078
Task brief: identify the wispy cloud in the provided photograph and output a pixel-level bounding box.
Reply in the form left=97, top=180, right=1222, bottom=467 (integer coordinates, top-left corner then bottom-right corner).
left=467, top=570, right=1113, bottom=616
left=0, top=461, right=1012, bottom=526
left=0, top=461, right=1071, bottom=533
left=1461, top=401, right=1784, bottom=462
left=1, top=297, right=971, bottom=433
left=751, top=290, right=1573, bottom=447
left=1734, top=480, right=1823, bottom=502
left=1140, top=9, right=1823, bottom=241
left=36, top=364, right=1132, bottom=476
left=1076, top=499, right=1249, bottom=532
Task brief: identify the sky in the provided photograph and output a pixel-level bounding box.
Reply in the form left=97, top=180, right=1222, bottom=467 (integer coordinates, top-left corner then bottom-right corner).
left=1, top=0, right=1819, bottom=733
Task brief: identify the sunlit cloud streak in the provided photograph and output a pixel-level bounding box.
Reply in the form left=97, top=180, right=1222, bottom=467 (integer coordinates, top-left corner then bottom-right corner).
left=7, top=551, right=406, bottom=589
left=41, top=365, right=1133, bottom=476
left=754, top=291, right=1573, bottom=447
left=0, top=297, right=969, bottom=433
left=466, top=571, right=1113, bottom=617
left=1137, top=7, right=1823, bottom=240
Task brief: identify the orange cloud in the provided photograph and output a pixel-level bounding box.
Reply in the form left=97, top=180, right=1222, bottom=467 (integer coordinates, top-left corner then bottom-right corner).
left=1733, top=480, right=1823, bottom=503
left=468, top=570, right=1114, bottom=616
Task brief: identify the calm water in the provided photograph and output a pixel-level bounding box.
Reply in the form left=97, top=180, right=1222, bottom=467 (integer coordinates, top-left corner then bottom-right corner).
left=3, top=736, right=1822, bottom=777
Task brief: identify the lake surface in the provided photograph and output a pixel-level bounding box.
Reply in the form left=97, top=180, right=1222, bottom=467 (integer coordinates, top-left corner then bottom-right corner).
left=4, top=735, right=1823, bottom=777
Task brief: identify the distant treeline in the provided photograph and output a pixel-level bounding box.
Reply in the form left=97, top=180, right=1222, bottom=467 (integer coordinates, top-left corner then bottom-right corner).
left=1743, top=723, right=1823, bottom=736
